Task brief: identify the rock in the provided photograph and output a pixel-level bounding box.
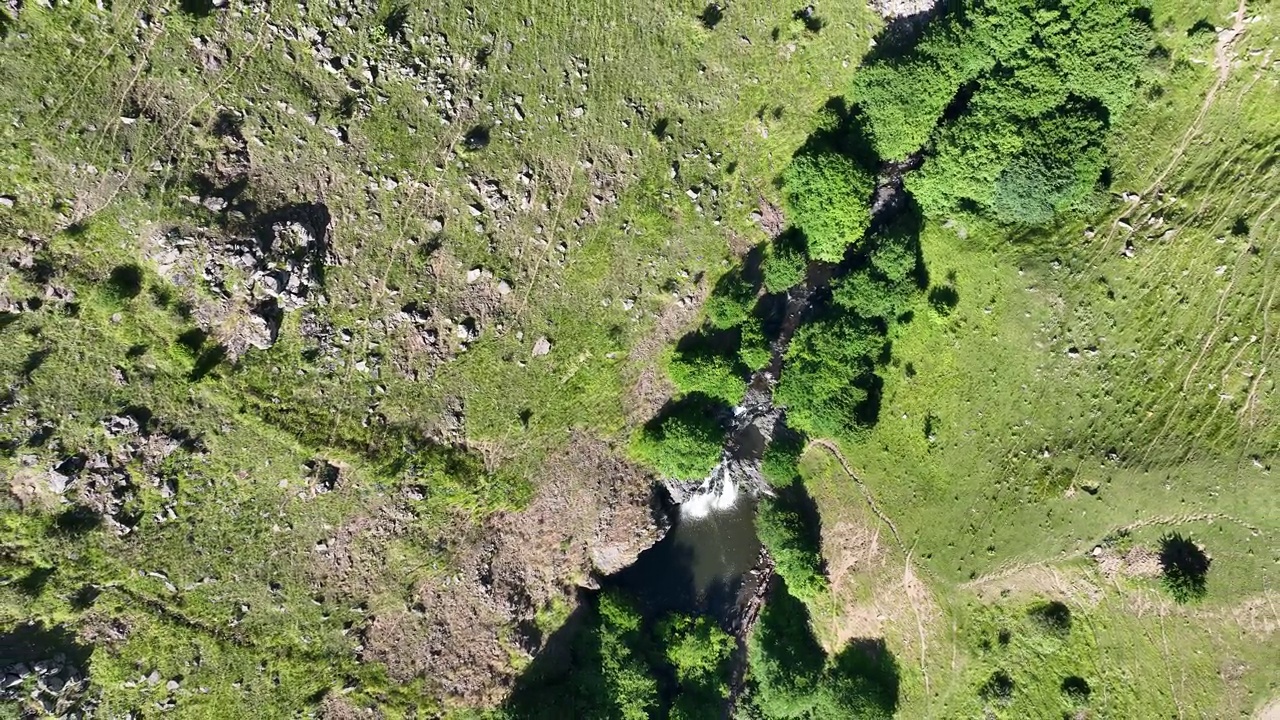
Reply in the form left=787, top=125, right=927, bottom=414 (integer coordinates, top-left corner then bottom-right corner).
left=496, top=280, right=512, bottom=295
left=466, top=267, right=483, bottom=283
left=531, top=336, right=552, bottom=357
left=47, top=471, right=70, bottom=494
left=0, top=196, right=14, bottom=208
left=166, top=679, right=180, bottom=691
left=201, top=196, right=228, bottom=212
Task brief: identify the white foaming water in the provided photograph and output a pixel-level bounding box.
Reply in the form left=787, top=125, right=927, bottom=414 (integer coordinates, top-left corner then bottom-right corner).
left=680, top=464, right=739, bottom=520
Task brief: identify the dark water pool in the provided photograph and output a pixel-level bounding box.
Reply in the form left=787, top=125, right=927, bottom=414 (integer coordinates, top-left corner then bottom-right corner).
left=606, top=488, right=761, bottom=621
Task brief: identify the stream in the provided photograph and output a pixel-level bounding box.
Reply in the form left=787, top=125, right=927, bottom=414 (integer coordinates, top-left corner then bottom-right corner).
left=597, top=154, right=920, bottom=713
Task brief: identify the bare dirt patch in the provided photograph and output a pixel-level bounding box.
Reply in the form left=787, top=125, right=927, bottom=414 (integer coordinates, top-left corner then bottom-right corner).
left=357, top=432, right=663, bottom=705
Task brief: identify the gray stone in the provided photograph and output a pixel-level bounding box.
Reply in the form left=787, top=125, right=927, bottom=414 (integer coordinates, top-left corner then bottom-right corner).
left=531, top=336, right=552, bottom=357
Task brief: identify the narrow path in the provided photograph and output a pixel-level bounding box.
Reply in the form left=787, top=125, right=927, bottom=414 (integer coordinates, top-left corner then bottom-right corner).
left=810, top=439, right=903, bottom=548
left=1143, top=0, right=1248, bottom=196
left=809, top=439, right=931, bottom=696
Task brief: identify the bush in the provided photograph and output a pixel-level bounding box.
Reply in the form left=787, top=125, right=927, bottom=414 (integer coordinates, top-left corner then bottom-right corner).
left=738, top=318, right=772, bottom=372
left=665, top=342, right=747, bottom=406
left=857, top=0, right=1151, bottom=225
left=1159, top=532, right=1210, bottom=603
left=775, top=314, right=885, bottom=438
left=760, top=425, right=805, bottom=487
left=705, top=267, right=758, bottom=329
left=762, top=232, right=809, bottom=294
left=630, top=398, right=724, bottom=479
left=781, top=149, right=875, bottom=263
left=756, top=497, right=827, bottom=603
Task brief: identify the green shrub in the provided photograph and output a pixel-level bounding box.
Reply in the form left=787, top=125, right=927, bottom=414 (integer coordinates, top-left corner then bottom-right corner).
left=831, top=270, right=915, bottom=321
left=781, top=149, right=875, bottom=263
left=756, top=498, right=827, bottom=603
left=665, top=343, right=747, bottom=406
left=775, top=315, right=884, bottom=438
left=738, top=318, right=772, bottom=372
left=1159, top=532, right=1210, bottom=603
left=760, top=426, right=805, bottom=487
left=762, top=233, right=809, bottom=294
left=705, top=267, right=758, bottom=329
left=630, top=399, right=724, bottom=479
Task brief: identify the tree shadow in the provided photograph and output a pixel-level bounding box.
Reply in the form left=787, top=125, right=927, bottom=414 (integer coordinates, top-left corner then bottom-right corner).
left=1159, top=532, right=1210, bottom=602
left=829, top=637, right=901, bottom=717
left=106, top=264, right=144, bottom=300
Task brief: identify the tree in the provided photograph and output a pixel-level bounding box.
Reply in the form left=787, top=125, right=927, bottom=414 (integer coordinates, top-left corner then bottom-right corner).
left=705, top=267, right=758, bottom=329
left=630, top=398, right=724, bottom=480
left=659, top=614, right=735, bottom=719
left=738, top=317, right=773, bottom=372
left=665, top=342, right=747, bottom=406
left=760, top=425, right=806, bottom=487
left=856, top=0, right=1151, bottom=225
left=782, top=149, right=875, bottom=263
left=830, top=270, right=915, bottom=321
left=756, top=498, right=827, bottom=604
left=775, top=314, right=884, bottom=438
left=1159, top=532, right=1210, bottom=603
left=762, top=232, right=809, bottom=294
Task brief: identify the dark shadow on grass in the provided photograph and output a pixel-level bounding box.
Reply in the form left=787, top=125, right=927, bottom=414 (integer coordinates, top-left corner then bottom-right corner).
left=1159, top=532, right=1210, bottom=603
left=0, top=623, right=93, bottom=667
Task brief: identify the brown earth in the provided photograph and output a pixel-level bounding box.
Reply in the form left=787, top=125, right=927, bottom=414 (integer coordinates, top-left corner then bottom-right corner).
left=355, top=432, right=663, bottom=704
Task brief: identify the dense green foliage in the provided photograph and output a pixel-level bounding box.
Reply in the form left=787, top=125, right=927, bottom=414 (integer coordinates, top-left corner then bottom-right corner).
left=507, top=591, right=657, bottom=720
left=762, top=232, right=810, bottom=294
left=774, top=314, right=883, bottom=439
left=658, top=615, right=735, bottom=719
left=738, top=318, right=774, bottom=372
left=745, top=584, right=899, bottom=719
left=756, top=498, right=827, bottom=603
left=508, top=593, right=734, bottom=720
left=760, top=427, right=806, bottom=487
left=853, top=0, right=1153, bottom=223
left=781, top=149, right=876, bottom=262
left=665, top=342, right=748, bottom=406
left=631, top=399, right=725, bottom=479
left=705, top=268, right=760, bottom=329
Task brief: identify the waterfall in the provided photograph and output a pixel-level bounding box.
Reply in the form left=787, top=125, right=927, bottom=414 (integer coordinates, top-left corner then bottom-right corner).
left=680, top=461, right=740, bottom=520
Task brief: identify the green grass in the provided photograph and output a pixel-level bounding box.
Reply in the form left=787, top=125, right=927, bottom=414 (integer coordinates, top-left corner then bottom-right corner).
left=783, top=1, right=1280, bottom=717
left=3, top=0, right=1279, bottom=716
left=0, top=0, right=885, bottom=715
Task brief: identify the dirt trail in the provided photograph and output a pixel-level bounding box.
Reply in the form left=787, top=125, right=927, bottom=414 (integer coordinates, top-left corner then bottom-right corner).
left=809, top=440, right=931, bottom=695
left=810, top=439, right=903, bottom=548
left=1144, top=0, right=1248, bottom=196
